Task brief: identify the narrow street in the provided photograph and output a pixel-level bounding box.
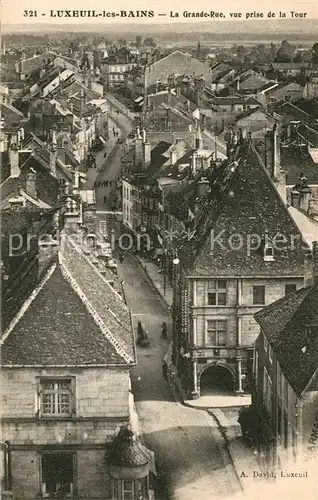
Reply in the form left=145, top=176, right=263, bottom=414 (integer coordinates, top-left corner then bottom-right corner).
left=94, top=107, right=133, bottom=211
left=117, top=254, right=242, bottom=500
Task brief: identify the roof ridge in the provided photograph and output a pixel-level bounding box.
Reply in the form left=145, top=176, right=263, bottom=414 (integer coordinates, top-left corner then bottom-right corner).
left=1, top=264, right=57, bottom=346
left=251, top=143, right=311, bottom=248
left=66, top=236, right=127, bottom=307
left=58, top=254, right=133, bottom=365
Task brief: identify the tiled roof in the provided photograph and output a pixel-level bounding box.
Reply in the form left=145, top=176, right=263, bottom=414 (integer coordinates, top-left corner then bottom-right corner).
left=280, top=146, right=318, bottom=185
left=60, top=236, right=135, bottom=361
left=1, top=103, right=25, bottom=127
left=272, top=101, right=310, bottom=121
left=180, top=141, right=306, bottom=277
left=1, top=265, right=127, bottom=366
left=109, top=427, right=149, bottom=467
left=255, top=283, right=318, bottom=395
left=294, top=98, right=318, bottom=119
left=1, top=230, right=136, bottom=366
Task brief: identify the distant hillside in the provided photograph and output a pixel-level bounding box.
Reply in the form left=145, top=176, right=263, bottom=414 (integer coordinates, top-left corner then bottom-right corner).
left=2, top=17, right=317, bottom=36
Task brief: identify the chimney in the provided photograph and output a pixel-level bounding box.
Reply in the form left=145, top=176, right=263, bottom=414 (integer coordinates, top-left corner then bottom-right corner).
left=171, top=149, right=177, bottom=165
left=9, top=145, right=20, bottom=178
left=73, top=171, right=80, bottom=190
left=37, top=236, right=59, bottom=278
left=134, top=136, right=143, bottom=169
left=176, top=86, right=181, bottom=98
left=191, top=154, right=197, bottom=175
left=63, top=197, right=80, bottom=233
left=265, top=125, right=280, bottom=179
left=142, top=129, right=146, bottom=143
left=142, top=142, right=151, bottom=170
left=26, top=168, right=37, bottom=198
left=299, top=185, right=312, bottom=213
left=265, top=125, right=286, bottom=204
left=195, top=127, right=203, bottom=149
left=197, top=177, right=210, bottom=197
left=313, top=241, right=318, bottom=284
left=304, top=249, right=313, bottom=287
left=49, top=147, right=57, bottom=177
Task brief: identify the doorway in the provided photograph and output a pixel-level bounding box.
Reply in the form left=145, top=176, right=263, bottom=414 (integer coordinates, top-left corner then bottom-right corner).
left=200, top=364, right=235, bottom=395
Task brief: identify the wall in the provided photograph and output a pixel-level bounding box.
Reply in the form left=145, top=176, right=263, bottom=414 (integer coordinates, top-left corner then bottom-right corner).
left=10, top=449, right=110, bottom=499
left=145, top=52, right=212, bottom=88
left=2, top=367, right=130, bottom=498
left=189, top=276, right=303, bottom=350
left=2, top=367, right=130, bottom=420
left=301, top=389, right=318, bottom=461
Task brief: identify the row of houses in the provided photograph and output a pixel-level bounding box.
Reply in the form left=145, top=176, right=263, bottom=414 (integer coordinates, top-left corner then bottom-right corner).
left=1, top=48, right=157, bottom=499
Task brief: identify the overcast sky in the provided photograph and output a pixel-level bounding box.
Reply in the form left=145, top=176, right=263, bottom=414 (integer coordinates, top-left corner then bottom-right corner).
left=1, top=0, right=317, bottom=25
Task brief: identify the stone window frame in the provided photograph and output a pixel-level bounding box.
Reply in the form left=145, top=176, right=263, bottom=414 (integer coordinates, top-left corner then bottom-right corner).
left=253, top=285, right=265, bottom=305
left=206, top=279, right=227, bottom=306
left=40, top=450, right=76, bottom=497
left=205, top=318, right=228, bottom=347
left=36, top=376, right=76, bottom=419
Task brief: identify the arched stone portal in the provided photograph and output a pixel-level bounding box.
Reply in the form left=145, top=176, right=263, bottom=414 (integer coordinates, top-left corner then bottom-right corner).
left=199, top=363, right=235, bottom=395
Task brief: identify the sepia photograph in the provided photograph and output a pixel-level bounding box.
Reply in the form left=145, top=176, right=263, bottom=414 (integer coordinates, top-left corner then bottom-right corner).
left=0, top=0, right=317, bottom=499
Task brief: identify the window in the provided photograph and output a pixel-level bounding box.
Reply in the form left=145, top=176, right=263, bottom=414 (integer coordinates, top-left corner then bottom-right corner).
left=206, top=319, right=227, bottom=346
left=283, top=375, right=289, bottom=406
left=263, top=367, right=272, bottom=414
left=41, top=453, right=74, bottom=496
left=277, top=401, right=282, bottom=437
left=39, top=379, right=74, bottom=417
left=283, top=411, right=289, bottom=448
left=268, top=343, right=273, bottom=363
left=122, top=480, right=134, bottom=500
left=207, top=279, right=227, bottom=305
left=285, top=284, right=297, bottom=295
left=263, top=243, right=275, bottom=261
left=253, top=285, right=265, bottom=305
left=277, top=365, right=282, bottom=395
left=254, top=349, right=259, bottom=387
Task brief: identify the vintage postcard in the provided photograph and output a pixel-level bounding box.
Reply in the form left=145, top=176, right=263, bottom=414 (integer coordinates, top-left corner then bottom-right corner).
left=0, top=0, right=317, bottom=499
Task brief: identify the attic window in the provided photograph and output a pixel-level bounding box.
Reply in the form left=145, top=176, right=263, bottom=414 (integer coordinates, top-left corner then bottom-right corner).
left=264, top=245, right=275, bottom=261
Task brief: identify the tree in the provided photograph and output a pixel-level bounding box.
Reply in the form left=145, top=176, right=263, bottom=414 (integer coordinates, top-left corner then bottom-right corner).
left=236, top=45, right=245, bottom=59
left=275, top=40, right=293, bottom=63
left=143, top=37, right=156, bottom=48
left=312, top=43, right=318, bottom=63
left=270, top=43, right=277, bottom=61
left=135, top=36, right=142, bottom=48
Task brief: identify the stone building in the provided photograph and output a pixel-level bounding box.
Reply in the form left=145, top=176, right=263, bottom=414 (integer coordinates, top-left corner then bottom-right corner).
left=252, top=242, right=318, bottom=473
left=0, top=204, right=138, bottom=498
left=172, top=136, right=307, bottom=399
left=144, top=51, right=212, bottom=89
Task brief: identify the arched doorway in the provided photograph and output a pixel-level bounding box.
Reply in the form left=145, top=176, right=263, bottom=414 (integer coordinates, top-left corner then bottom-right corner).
left=199, top=364, right=235, bottom=395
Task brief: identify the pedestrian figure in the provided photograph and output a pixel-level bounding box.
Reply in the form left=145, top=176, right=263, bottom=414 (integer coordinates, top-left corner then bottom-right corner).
left=161, top=322, right=168, bottom=339
left=104, top=152, right=107, bottom=158
left=119, top=251, right=124, bottom=263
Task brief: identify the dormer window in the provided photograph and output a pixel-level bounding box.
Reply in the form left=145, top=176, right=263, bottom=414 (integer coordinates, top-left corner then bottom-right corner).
left=264, top=244, right=275, bottom=261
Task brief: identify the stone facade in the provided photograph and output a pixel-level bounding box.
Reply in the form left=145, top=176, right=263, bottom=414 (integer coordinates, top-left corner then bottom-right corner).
left=144, top=51, right=212, bottom=88
left=1, top=367, right=131, bottom=499
left=183, top=276, right=304, bottom=396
